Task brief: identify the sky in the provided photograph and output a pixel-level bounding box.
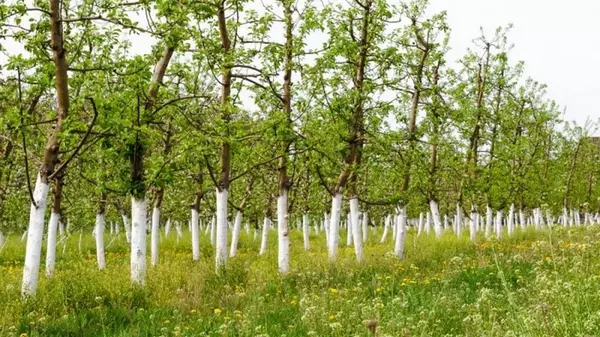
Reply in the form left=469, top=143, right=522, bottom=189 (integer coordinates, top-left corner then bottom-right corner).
left=427, top=0, right=600, bottom=129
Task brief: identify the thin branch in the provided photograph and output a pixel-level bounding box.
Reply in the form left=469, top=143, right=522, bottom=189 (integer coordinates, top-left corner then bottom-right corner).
left=204, top=155, right=219, bottom=188
left=48, top=97, right=99, bottom=180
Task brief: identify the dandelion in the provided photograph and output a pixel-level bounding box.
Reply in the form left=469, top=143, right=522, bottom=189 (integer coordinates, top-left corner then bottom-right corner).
left=329, top=288, right=339, bottom=295
left=214, top=308, right=222, bottom=315
left=191, top=309, right=197, bottom=314
left=328, top=313, right=335, bottom=320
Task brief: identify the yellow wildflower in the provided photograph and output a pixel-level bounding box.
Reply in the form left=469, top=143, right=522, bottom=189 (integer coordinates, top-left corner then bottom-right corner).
left=214, top=308, right=222, bottom=315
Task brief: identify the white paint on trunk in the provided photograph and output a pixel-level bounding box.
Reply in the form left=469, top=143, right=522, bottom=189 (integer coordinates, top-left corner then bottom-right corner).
left=151, top=207, right=160, bottom=266
left=506, top=204, right=514, bottom=235
left=392, top=213, right=397, bottom=239
left=165, top=218, right=171, bottom=236
left=495, top=210, right=503, bottom=241
left=350, top=198, right=363, bottom=262
left=45, top=212, right=60, bottom=277
left=327, top=193, right=342, bottom=260
left=22, top=175, right=50, bottom=297
left=176, top=221, right=183, bottom=242
left=95, top=212, right=106, bottom=270
left=346, top=215, right=353, bottom=247
left=430, top=200, right=442, bottom=238
left=417, top=212, right=424, bottom=236
left=426, top=212, right=431, bottom=235
left=455, top=203, right=462, bottom=238
left=121, top=213, right=131, bottom=243
left=485, top=205, right=493, bottom=238
left=277, top=191, right=290, bottom=273
left=131, top=197, right=147, bottom=285
left=394, top=207, right=407, bottom=259
left=58, top=220, right=65, bottom=237
left=562, top=207, right=568, bottom=227
left=215, top=189, right=228, bottom=270
left=380, top=215, right=390, bottom=243
left=191, top=208, right=200, bottom=260
left=470, top=209, right=477, bottom=243
left=302, top=213, right=310, bottom=251
left=361, top=211, right=368, bottom=243
left=259, top=217, right=269, bottom=255
left=229, top=211, right=243, bottom=257
left=210, top=215, right=216, bottom=245
left=78, top=229, right=83, bottom=254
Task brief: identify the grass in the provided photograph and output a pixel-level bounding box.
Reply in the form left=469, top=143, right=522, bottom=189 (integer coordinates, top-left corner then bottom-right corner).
left=1, top=225, right=600, bottom=336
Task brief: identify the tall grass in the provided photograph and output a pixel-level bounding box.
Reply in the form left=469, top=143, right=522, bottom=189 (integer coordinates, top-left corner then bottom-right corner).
left=1, top=225, right=599, bottom=336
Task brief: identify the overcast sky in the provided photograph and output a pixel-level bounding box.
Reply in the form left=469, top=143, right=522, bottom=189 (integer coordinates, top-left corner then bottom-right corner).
left=427, top=0, right=600, bottom=129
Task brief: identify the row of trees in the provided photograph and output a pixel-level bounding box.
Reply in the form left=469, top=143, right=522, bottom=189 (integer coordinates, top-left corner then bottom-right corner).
left=1, top=0, right=598, bottom=296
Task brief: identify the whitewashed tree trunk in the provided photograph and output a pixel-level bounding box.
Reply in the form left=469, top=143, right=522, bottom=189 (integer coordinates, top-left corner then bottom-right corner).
left=131, top=197, right=147, bottom=285
left=77, top=229, right=83, bottom=253
left=151, top=207, right=160, bottom=266
left=302, top=213, right=310, bottom=251
left=425, top=212, right=431, bottom=235
left=380, top=215, right=390, bottom=243
left=327, top=193, right=342, bottom=260
left=191, top=209, right=200, bottom=260
left=444, top=214, right=449, bottom=230
left=121, top=213, right=131, bottom=244
left=392, top=214, right=397, bottom=239
left=470, top=209, right=477, bottom=243
left=259, top=217, right=269, bottom=255
left=495, top=210, right=503, bottom=241
left=346, top=215, right=353, bottom=246
left=508, top=204, right=515, bottom=235
left=0, top=231, right=4, bottom=250
left=165, top=218, right=171, bottom=236
left=562, top=207, right=568, bottom=227
left=417, top=212, right=424, bottom=236
left=95, top=212, right=106, bottom=270
left=430, top=200, right=442, bottom=238
left=58, top=221, right=65, bottom=238
left=456, top=203, right=463, bottom=238
left=175, top=221, right=183, bottom=242
left=230, top=211, right=243, bottom=257
left=394, top=207, right=407, bottom=259
left=485, top=205, right=493, bottom=239
left=323, top=214, right=329, bottom=246
left=361, top=211, right=368, bottom=243
left=210, top=215, right=216, bottom=245
left=22, top=175, right=50, bottom=296
left=215, top=189, right=228, bottom=270
left=350, top=198, right=363, bottom=262
left=44, top=212, right=60, bottom=277
left=277, top=190, right=290, bottom=273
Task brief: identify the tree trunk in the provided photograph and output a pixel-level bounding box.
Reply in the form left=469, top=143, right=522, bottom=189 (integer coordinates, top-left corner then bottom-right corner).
left=350, top=197, right=363, bottom=262
left=302, top=213, right=310, bottom=251
left=45, top=173, right=63, bottom=277
left=230, top=211, right=243, bottom=257
left=394, top=207, right=407, bottom=259
left=22, top=0, right=69, bottom=297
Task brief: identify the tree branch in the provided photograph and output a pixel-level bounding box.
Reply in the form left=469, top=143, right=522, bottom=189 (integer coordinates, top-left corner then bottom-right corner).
left=48, top=97, right=98, bottom=180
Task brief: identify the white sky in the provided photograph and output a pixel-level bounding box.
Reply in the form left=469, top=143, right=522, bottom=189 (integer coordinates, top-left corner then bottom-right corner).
left=427, top=0, right=600, bottom=128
